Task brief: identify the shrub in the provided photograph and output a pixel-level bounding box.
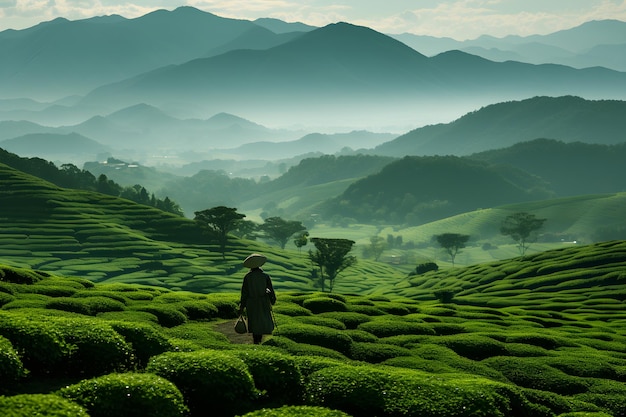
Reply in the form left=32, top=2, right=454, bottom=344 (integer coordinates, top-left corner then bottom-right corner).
left=546, top=355, right=619, bottom=379
left=433, top=289, right=456, bottom=303
left=164, top=323, right=230, bottom=349
left=239, top=405, right=351, bottom=417
left=72, top=290, right=128, bottom=304
left=146, top=350, right=258, bottom=416
left=505, top=333, right=567, bottom=350
left=0, top=266, right=46, bottom=284
left=272, top=302, right=312, bottom=317
left=0, top=311, right=70, bottom=373
left=349, top=342, right=412, bottom=363
left=291, top=356, right=344, bottom=378
left=483, top=356, right=590, bottom=395
left=275, top=324, right=353, bottom=355
left=132, top=305, right=187, bottom=327
left=262, top=336, right=347, bottom=360
left=346, top=304, right=386, bottom=316
left=58, top=372, right=187, bottom=417
left=574, top=393, right=626, bottom=417
left=295, top=316, right=346, bottom=330
left=109, top=321, right=173, bottom=367
left=374, top=302, right=414, bottom=315
left=357, top=319, right=435, bottom=338
left=234, top=348, right=304, bottom=405
left=302, top=297, right=348, bottom=314
left=176, top=300, right=218, bottom=320
left=305, top=365, right=517, bottom=417
left=0, top=335, right=26, bottom=388
left=433, top=334, right=507, bottom=360
left=97, top=310, right=160, bottom=324
left=318, top=312, right=371, bottom=329
left=414, top=262, right=439, bottom=275
left=51, top=317, right=134, bottom=376
left=46, top=296, right=126, bottom=316
left=0, top=292, right=15, bottom=307
left=0, top=393, right=89, bottom=417
left=343, top=329, right=378, bottom=343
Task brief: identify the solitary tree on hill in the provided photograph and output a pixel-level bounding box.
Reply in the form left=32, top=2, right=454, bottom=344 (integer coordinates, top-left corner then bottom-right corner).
left=434, top=233, right=470, bottom=267
left=501, top=212, right=547, bottom=256
left=309, top=237, right=356, bottom=292
left=194, top=206, right=246, bottom=260
left=363, top=236, right=386, bottom=261
left=294, top=231, right=309, bottom=252
left=259, top=217, right=307, bottom=249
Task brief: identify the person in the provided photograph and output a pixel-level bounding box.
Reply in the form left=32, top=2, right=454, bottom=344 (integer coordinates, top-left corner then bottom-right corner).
left=238, top=253, right=276, bottom=344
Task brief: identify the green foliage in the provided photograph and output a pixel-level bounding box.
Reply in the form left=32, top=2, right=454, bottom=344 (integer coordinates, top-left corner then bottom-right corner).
left=58, top=372, right=187, bottom=417
left=0, top=335, right=26, bottom=388
left=108, top=321, right=173, bottom=367
left=302, top=297, right=348, bottom=314
left=483, top=356, right=590, bottom=395
left=239, top=405, right=351, bottom=417
left=432, top=334, right=508, bottom=361
left=132, top=305, right=187, bottom=327
left=318, top=312, right=371, bottom=329
left=275, top=324, right=353, bottom=356
left=46, top=296, right=126, bottom=315
left=262, top=336, right=347, bottom=360
left=0, top=266, right=48, bottom=284
left=0, top=394, right=89, bottom=417
left=349, top=342, right=412, bottom=363
left=234, top=348, right=305, bottom=405
left=305, top=365, right=520, bottom=417
left=164, top=323, right=230, bottom=349
left=357, top=319, right=436, bottom=338
left=272, top=302, right=313, bottom=317
left=147, top=350, right=258, bottom=416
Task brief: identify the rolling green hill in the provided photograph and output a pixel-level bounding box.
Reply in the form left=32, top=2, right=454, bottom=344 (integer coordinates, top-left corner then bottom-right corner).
left=0, top=239, right=624, bottom=416
left=0, top=162, right=405, bottom=294
left=321, top=155, right=552, bottom=225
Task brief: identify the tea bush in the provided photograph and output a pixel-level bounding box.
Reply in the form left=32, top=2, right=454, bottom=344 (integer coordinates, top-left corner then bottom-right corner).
left=357, top=319, right=435, bottom=338
left=132, top=305, right=187, bottom=327
left=147, top=349, right=258, bottom=416
left=0, top=335, right=26, bottom=387
left=164, top=322, right=230, bottom=349
left=0, top=311, right=70, bottom=373
left=290, top=356, right=344, bottom=378
left=176, top=300, right=219, bottom=320
left=262, top=336, right=347, bottom=360
left=272, top=302, right=312, bottom=317
left=0, top=393, right=89, bottom=417
left=109, top=321, right=173, bottom=367
left=305, top=364, right=520, bottom=417
left=275, top=324, right=353, bottom=355
left=239, top=405, right=351, bottom=417
left=432, top=334, right=508, bottom=360
left=302, top=297, right=348, bottom=314
left=47, top=296, right=126, bottom=316
left=234, top=348, right=304, bottom=405
left=318, top=311, right=371, bottom=329
left=349, top=342, right=412, bottom=363
left=0, top=292, right=14, bottom=307
left=343, top=329, right=378, bottom=343
left=294, top=315, right=346, bottom=330
left=483, top=356, right=590, bottom=395
left=58, top=372, right=187, bottom=417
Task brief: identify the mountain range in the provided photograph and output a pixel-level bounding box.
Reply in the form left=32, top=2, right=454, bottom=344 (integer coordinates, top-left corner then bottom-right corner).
left=392, top=19, right=626, bottom=72
left=1, top=7, right=625, bottom=133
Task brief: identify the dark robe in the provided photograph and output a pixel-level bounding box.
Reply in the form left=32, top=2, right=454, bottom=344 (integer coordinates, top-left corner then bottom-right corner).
left=240, top=267, right=276, bottom=334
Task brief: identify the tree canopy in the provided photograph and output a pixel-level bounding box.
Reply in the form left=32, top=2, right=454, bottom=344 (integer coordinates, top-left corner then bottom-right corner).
left=500, top=212, right=547, bottom=256
left=259, top=217, right=307, bottom=249
left=194, top=206, right=246, bottom=259
left=434, top=233, right=470, bottom=266
left=309, top=238, right=356, bottom=292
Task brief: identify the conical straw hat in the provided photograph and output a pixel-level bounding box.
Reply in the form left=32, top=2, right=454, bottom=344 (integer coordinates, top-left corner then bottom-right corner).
left=243, top=253, right=266, bottom=268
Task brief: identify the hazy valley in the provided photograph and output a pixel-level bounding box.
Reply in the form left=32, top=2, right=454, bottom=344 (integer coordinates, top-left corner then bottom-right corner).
left=1, top=6, right=626, bottom=417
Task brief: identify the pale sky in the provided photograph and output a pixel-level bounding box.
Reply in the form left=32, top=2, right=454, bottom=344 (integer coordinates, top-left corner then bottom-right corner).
left=1, top=0, right=626, bottom=39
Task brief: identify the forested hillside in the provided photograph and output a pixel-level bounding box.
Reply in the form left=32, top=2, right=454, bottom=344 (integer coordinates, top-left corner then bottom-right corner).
left=374, top=96, right=626, bottom=156
left=322, top=155, right=552, bottom=225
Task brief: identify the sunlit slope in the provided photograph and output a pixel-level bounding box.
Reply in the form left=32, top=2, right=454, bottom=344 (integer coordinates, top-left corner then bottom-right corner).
left=380, top=192, right=626, bottom=247
left=392, top=239, right=626, bottom=320
left=0, top=162, right=405, bottom=293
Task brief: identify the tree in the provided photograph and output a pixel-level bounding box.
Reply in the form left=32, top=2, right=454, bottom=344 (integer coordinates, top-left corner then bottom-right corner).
left=308, top=238, right=356, bottom=292
left=294, top=231, right=309, bottom=252
left=500, top=212, right=547, bottom=256
left=194, top=206, right=246, bottom=259
left=362, top=236, right=386, bottom=261
left=259, top=217, right=307, bottom=249
left=434, top=233, right=470, bottom=267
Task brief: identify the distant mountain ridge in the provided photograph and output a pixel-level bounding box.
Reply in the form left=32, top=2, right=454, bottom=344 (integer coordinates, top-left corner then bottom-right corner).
left=374, top=96, right=626, bottom=156
left=393, top=19, right=626, bottom=71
